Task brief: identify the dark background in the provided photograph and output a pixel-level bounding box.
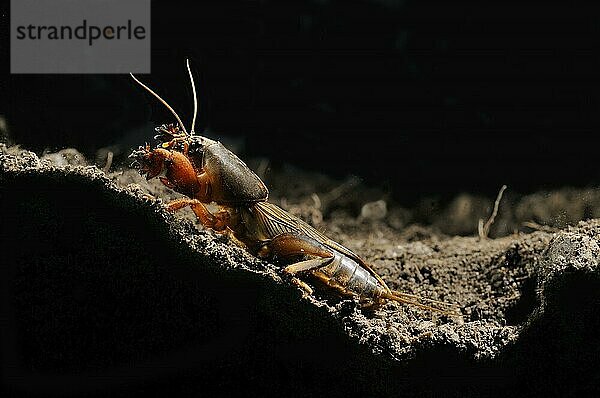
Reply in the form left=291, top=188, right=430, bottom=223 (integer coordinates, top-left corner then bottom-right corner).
left=2, top=1, right=600, bottom=202
left=2, top=3, right=600, bottom=397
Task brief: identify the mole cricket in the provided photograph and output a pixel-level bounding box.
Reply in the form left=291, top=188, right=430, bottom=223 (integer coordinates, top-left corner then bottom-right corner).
left=129, top=60, right=458, bottom=314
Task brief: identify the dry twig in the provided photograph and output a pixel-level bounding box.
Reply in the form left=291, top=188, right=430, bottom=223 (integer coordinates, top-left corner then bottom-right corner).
left=478, top=184, right=507, bottom=239
left=103, top=151, right=114, bottom=174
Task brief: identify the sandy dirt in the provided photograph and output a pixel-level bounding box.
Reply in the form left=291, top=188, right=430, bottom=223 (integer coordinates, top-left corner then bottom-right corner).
left=1, top=144, right=599, bottom=396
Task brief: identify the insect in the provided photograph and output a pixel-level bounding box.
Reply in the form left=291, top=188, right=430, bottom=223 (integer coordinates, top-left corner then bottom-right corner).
left=130, top=61, right=457, bottom=314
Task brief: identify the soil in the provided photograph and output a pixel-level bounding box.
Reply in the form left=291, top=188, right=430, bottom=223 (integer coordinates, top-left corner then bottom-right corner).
left=1, top=144, right=599, bottom=397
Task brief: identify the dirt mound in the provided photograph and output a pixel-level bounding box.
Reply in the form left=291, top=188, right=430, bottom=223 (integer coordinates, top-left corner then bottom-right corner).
left=1, top=145, right=599, bottom=396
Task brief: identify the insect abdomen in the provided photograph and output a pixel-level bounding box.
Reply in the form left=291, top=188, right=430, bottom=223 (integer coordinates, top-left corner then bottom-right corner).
left=323, top=253, right=384, bottom=298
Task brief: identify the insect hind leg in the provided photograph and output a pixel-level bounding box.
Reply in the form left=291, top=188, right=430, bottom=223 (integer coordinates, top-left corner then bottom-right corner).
left=258, top=233, right=333, bottom=263
left=258, top=233, right=335, bottom=296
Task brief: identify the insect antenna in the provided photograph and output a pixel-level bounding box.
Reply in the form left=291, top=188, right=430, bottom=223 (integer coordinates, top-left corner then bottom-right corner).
left=130, top=73, right=189, bottom=136
left=186, top=59, right=198, bottom=135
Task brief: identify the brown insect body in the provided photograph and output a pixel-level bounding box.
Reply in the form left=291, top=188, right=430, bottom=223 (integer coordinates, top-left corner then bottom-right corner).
left=200, top=140, right=269, bottom=204
left=129, top=62, right=456, bottom=314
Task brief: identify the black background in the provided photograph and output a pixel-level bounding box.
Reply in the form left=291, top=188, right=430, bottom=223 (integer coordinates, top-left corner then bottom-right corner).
left=2, top=2, right=600, bottom=397
left=3, top=1, right=599, bottom=204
